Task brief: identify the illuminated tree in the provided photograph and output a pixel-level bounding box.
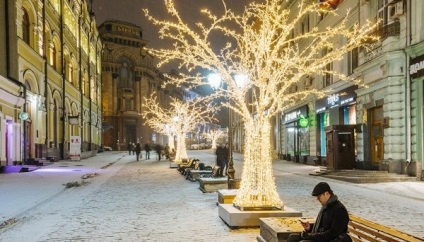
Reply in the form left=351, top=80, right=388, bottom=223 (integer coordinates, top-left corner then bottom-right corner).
left=203, top=129, right=227, bottom=149
left=142, top=93, right=217, bottom=163
left=144, top=0, right=378, bottom=208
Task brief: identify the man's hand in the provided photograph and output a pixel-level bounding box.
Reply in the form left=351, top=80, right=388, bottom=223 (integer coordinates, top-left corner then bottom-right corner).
left=299, top=219, right=311, bottom=231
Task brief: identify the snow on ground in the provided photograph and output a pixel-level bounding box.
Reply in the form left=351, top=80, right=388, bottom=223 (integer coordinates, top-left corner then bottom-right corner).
left=0, top=150, right=423, bottom=241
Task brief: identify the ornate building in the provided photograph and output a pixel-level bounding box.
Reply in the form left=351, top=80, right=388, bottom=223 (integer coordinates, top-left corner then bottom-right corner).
left=99, top=20, right=184, bottom=151
left=277, top=0, right=423, bottom=179
left=0, top=0, right=102, bottom=165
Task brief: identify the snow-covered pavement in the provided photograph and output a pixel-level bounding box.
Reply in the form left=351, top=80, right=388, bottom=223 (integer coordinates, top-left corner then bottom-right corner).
left=0, top=150, right=423, bottom=241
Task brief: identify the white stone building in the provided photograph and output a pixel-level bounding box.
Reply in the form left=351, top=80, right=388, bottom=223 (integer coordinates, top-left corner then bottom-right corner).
left=277, top=0, right=423, bottom=179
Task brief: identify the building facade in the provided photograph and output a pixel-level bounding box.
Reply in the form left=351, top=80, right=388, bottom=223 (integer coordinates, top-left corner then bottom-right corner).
left=276, top=0, right=423, bottom=179
left=99, top=20, right=186, bottom=151
left=0, top=0, right=102, bottom=166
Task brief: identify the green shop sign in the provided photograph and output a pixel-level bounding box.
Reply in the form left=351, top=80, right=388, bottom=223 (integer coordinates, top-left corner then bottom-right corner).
left=298, top=116, right=309, bottom=127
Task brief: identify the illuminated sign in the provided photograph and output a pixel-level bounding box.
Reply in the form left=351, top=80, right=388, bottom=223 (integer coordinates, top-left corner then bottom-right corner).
left=19, top=112, right=29, bottom=120
left=283, top=105, right=308, bottom=124
left=327, top=94, right=340, bottom=106
left=299, top=116, right=309, bottom=127
left=410, top=55, right=424, bottom=78
left=315, top=86, right=357, bottom=113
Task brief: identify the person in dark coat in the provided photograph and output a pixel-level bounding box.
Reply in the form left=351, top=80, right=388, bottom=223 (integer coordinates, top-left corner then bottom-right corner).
left=164, top=144, right=170, bottom=160
left=127, top=143, right=133, bottom=155
left=144, top=143, right=151, bottom=159
left=134, top=143, right=142, bottom=161
left=221, top=144, right=229, bottom=176
left=287, top=182, right=352, bottom=242
left=215, top=144, right=224, bottom=177
left=155, top=144, right=162, bottom=161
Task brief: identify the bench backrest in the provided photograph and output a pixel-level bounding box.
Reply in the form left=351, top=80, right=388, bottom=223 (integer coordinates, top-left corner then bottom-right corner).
left=211, top=166, right=220, bottom=177
left=194, top=161, right=200, bottom=170
left=348, top=214, right=423, bottom=242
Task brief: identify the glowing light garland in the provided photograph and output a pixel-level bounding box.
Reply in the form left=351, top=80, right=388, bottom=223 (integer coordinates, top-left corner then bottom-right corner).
left=203, top=129, right=227, bottom=149
left=144, top=0, right=379, bottom=208
left=142, top=93, right=217, bottom=163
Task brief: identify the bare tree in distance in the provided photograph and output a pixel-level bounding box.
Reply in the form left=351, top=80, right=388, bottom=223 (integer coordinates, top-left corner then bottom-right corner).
left=144, top=0, right=378, bottom=208
left=204, top=128, right=227, bottom=150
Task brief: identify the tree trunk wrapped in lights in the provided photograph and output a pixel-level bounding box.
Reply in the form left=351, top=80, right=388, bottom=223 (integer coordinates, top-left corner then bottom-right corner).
left=144, top=0, right=378, bottom=208
left=142, top=93, right=217, bottom=163
left=204, top=129, right=226, bottom=150
left=234, top=118, right=283, bottom=209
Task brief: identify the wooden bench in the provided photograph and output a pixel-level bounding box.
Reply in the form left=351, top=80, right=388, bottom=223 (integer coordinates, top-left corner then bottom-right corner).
left=185, top=162, right=213, bottom=182
left=200, top=165, right=221, bottom=178
left=177, top=158, right=196, bottom=173
left=348, top=214, right=423, bottom=242
left=181, top=160, right=200, bottom=176
left=198, top=166, right=228, bottom=193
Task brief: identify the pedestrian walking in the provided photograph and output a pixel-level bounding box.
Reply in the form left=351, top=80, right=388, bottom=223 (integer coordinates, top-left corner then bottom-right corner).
left=135, top=143, right=142, bottom=161
left=144, top=143, right=151, bottom=159
left=127, top=142, right=133, bottom=155
left=287, top=182, right=352, bottom=242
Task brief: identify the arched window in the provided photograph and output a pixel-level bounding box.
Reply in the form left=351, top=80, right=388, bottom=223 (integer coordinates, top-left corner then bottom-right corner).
left=51, top=44, right=57, bottom=69
left=25, top=80, right=31, bottom=91
left=22, top=8, right=30, bottom=45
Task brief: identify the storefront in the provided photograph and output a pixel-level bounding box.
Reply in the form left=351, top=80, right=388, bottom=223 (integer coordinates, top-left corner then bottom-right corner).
left=282, top=105, right=309, bottom=161
left=410, top=53, right=424, bottom=179
left=315, top=85, right=357, bottom=157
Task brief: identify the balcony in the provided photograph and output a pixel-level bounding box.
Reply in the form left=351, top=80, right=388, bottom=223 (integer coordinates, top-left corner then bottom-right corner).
left=376, top=21, right=400, bottom=40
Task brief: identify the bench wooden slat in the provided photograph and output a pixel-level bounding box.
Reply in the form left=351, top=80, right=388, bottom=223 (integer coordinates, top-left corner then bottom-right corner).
left=349, top=214, right=423, bottom=242
left=349, top=223, right=381, bottom=242
left=351, top=236, right=363, bottom=242
left=349, top=220, right=400, bottom=242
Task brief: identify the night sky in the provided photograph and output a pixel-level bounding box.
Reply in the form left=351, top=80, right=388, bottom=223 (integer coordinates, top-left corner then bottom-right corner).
left=92, top=0, right=257, bottom=72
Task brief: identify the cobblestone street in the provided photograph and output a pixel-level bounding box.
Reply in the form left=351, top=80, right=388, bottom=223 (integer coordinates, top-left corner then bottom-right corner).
left=0, top=150, right=423, bottom=241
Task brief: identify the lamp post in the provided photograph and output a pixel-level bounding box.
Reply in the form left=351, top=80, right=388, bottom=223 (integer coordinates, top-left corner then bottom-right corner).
left=208, top=73, right=247, bottom=186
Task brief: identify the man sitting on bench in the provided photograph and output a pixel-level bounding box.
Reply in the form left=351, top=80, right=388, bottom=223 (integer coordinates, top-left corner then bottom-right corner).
left=287, top=182, right=352, bottom=242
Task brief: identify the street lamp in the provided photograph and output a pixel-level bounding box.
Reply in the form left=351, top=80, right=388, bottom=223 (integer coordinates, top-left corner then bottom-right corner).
left=208, top=73, right=246, bottom=186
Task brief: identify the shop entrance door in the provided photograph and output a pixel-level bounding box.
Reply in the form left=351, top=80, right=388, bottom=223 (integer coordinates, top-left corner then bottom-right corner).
left=370, top=107, right=384, bottom=165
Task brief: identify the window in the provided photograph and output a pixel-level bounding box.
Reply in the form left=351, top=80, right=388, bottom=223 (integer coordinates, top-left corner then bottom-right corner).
left=125, top=98, right=132, bottom=111
left=50, top=44, right=57, bottom=69
left=323, top=48, right=333, bottom=87
left=22, top=8, right=30, bottom=45
left=347, top=48, right=358, bottom=75
left=378, top=0, right=392, bottom=27
left=301, top=16, right=309, bottom=35
left=69, top=64, right=74, bottom=83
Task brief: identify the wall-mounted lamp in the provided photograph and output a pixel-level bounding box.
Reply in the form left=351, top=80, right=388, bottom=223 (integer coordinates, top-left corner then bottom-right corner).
left=68, top=115, right=79, bottom=125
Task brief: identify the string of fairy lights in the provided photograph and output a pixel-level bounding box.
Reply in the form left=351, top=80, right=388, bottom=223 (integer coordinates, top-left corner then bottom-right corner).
left=203, top=129, right=226, bottom=149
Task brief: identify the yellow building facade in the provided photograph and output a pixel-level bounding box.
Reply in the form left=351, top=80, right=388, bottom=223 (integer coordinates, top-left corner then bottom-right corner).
left=0, top=0, right=102, bottom=165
